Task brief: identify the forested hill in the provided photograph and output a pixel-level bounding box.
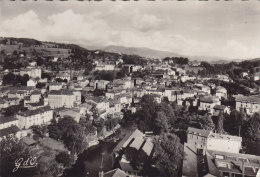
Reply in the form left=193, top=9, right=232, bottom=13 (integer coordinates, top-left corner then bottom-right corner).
left=199, top=59, right=260, bottom=76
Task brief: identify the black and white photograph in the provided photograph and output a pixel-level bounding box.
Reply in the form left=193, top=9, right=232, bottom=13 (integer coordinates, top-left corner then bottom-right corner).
left=0, top=1, right=260, bottom=177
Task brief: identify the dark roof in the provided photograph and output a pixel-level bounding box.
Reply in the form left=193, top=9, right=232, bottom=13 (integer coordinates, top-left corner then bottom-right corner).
left=200, top=96, right=219, bottom=103
left=27, top=101, right=44, bottom=107
left=206, top=150, right=260, bottom=177
left=17, top=106, right=52, bottom=117
left=213, top=105, right=227, bottom=110
left=0, top=116, right=18, bottom=124
left=234, top=95, right=260, bottom=104
left=49, top=90, right=73, bottom=95
left=187, top=127, right=211, bottom=137
left=31, top=90, right=41, bottom=95
left=0, top=126, right=20, bottom=137
left=113, top=129, right=144, bottom=153
left=22, top=137, right=36, bottom=146
left=103, top=168, right=128, bottom=177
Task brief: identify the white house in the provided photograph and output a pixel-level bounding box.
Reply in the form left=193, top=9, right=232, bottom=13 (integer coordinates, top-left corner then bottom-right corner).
left=234, top=95, right=260, bottom=115
left=187, top=127, right=242, bottom=154
left=199, top=96, right=221, bottom=114
left=49, top=82, right=63, bottom=91
left=16, top=106, right=53, bottom=129
left=27, top=78, right=38, bottom=87
left=30, top=90, right=41, bottom=103
left=20, top=67, right=41, bottom=78
left=48, top=90, right=77, bottom=109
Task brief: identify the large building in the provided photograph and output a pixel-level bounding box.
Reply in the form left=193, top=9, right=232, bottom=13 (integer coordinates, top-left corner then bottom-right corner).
left=199, top=96, right=221, bottom=114
left=112, top=129, right=154, bottom=175
left=16, top=106, right=53, bottom=129
left=20, top=67, right=42, bottom=78
left=183, top=127, right=259, bottom=177
left=0, top=116, right=19, bottom=130
left=48, top=90, right=80, bottom=109
left=187, top=127, right=242, bottom=154
left=234, top=95, right=260, bottom=115
left=182, top=144, right=260, bottom=177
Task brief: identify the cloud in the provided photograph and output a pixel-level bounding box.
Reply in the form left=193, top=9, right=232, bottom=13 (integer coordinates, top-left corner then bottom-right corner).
left=1, top=8, right=259, bottom=59
left=132, top=13, right=171, bottom=32
left=217, top=40, right=260, bottom=59
left=1, top=10, right=43, bottom=39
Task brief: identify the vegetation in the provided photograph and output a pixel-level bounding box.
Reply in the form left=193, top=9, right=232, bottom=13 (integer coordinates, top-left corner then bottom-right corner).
left=3, top=73, right=30, bottom=86
left=122, top=54, right=147, bottom=65
left=163, top=57, right=189, bottom=65
left=152, top=133, right=184, bottom=177
left=0, top=136, right=37, bottom=177
left=47, top=117, right=88, bottom=156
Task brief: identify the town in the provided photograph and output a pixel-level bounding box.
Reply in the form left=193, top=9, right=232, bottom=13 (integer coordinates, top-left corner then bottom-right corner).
left=0, top=37, right=260, bottom=177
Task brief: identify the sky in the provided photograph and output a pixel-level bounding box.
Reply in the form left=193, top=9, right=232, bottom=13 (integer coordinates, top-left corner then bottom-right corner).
left=0, top=1, right=260, bottom=59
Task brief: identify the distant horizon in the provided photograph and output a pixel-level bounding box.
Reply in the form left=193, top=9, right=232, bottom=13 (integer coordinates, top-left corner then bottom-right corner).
left=1, top=35, right=259, bottom=62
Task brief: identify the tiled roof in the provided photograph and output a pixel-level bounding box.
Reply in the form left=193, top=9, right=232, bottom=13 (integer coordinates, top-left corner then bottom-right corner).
left=49, top=90, right=73, bottom=95
left=27, top=101, right=44, bottom=107
left=17, top=106, right=52, bottom=117
left=187, top=127, right=212, bottom=137
left=0, top=116, right=18, bottom=124
left=0, top=126, right=20, bottom=137
left=208, top=132, right=242, bottom=142
left=113, top=129, right=144, bottom=153
left=142, top=138, right=154, bottom=156
left=213, top=105, right=227, bottom=110
left=234, top=95, right=260, bottom=104
left=22, top=137, right=36, bottom=146
left=31, top=90, right=41, bottom=95
left=200, top=96, right=219, bottom=103
left=103, top=168, right=128, bottom=177
left=207, top=150, right=260, bottom=177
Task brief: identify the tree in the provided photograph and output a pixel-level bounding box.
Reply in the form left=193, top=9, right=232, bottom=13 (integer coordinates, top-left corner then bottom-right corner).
left=31, top=125, right=48, bottom=139
left=48, top=117, right=88, bottom=155
left=47, top=118, right=61, bottom=140
left=197, top=115, right=215, bottom=130
left=197, top=114, right=215, bottom=130
left=152, top=133, right=184, bottom=177
left=3, top=72, right=16, bottom=85
left=20, top=74, right=29, bottom=86
left=242, top=113, right=260, bottom=155
left=154, top=112, right=169, bottom=134
left=55, top=151, right=74, bottom=168
left=92, top=89, right=105, bottom=97
left=0, top=136, right=37, bottom=177
left=105, top=117, right=119, bottom=132
left=42, top=72, right=51, bottom=80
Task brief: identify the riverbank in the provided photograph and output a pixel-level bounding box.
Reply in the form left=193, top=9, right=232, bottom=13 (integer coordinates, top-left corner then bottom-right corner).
left=63, top=125, right=133, bottom=177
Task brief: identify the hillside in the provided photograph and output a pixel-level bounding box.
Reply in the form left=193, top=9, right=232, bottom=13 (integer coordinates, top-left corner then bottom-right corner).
left=102, top=45, right=183, bottom=59
left=100, top=45, right=234, bottom=63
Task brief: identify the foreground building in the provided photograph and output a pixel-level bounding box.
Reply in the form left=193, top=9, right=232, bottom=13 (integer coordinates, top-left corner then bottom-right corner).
left=16, top=106, right=53, bottom=129
left=182, top=144, right=260, bottom=177
left=187, top=127, right=242, bottom=154
left=183, top=127, right=260, bottom=177
left=112, top=129, right=154, bottom=175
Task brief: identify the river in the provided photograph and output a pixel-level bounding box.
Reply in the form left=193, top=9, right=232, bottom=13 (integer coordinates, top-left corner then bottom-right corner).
left=63, top=140, right=118, bottom=177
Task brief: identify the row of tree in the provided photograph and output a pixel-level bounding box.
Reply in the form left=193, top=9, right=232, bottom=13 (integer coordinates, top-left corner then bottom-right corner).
left=3, top=73, right=30, bottom=86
